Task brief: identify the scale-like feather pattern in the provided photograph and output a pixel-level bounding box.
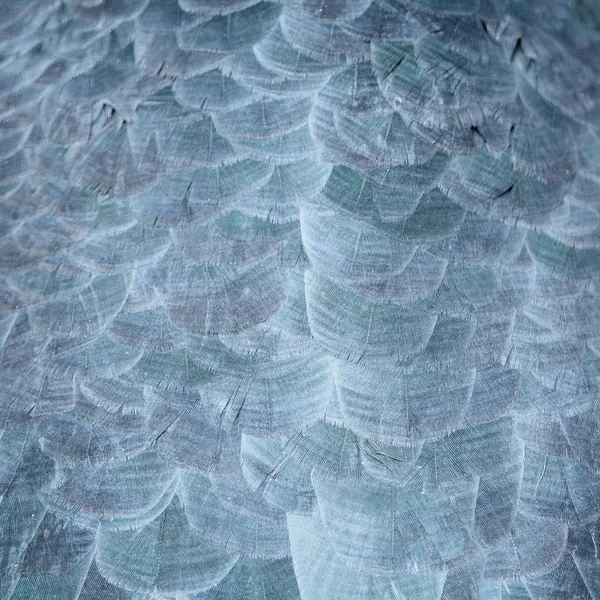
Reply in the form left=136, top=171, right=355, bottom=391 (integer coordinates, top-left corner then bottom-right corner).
left=1, top=0, right=600, bottom=598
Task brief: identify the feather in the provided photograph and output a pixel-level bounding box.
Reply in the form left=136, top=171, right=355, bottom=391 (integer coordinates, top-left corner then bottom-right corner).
left=2, top=1, right=600, bottom=598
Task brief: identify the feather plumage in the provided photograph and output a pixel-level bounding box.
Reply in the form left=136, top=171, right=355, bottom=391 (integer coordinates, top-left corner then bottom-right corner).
left=1, top=0, right=600, bottom=598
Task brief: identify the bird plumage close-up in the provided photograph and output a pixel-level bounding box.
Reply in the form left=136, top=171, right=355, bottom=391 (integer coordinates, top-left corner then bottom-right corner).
left=1, top=0, right=600, bottom=598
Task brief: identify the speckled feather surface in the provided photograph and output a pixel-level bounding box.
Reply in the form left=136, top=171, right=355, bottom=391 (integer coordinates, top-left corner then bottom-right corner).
left=1, top=1, right=600, bottom=598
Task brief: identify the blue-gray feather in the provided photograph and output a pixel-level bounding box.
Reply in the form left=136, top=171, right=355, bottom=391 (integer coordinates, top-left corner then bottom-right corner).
left=1, top=0, right=600, bottom=598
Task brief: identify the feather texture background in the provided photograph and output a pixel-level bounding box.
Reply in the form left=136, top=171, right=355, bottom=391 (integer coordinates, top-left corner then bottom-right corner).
left=1, top=0, right=600, bottom=598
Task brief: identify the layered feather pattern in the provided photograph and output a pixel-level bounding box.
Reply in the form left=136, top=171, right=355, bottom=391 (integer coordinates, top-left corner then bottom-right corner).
left=1, top=0, right=600, bottom=598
